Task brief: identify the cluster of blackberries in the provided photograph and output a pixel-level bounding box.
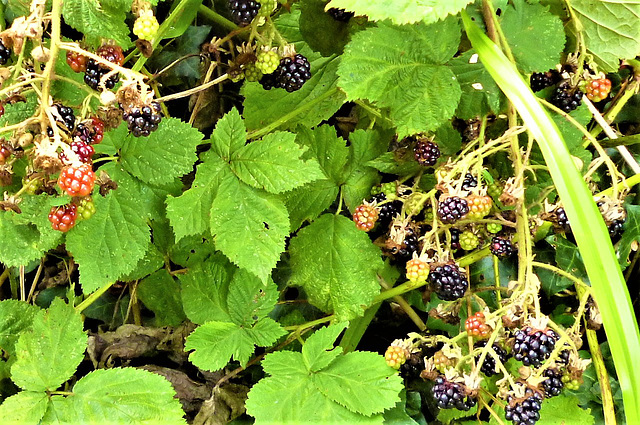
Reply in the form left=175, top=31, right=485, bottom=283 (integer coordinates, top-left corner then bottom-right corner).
left=260, top=54, right=311, bottom=92
left=0, top=40, right=10, bottom=65
left=550, top=82, right=583, bottom=113
left=437, top=196, right=469, bottom=224
left=370, top=193, right=402, bottom=224
left=429, top=262, right=468, bottom=301
left=414, top=140, right=440, bottom=166
left=505, top=388, right=543, bottom=425
left=529, top=70, right=560, bottom=92
left=513, top=327, right=558, bottom=367
left=432, top=376, right=476, bottom=411
left=229, top=0, right=261, bottom=26
left=84, top=45, right=124, bottom=91
left=328, top=7, right=353, bottom=22
left=490, top=237, right=515, bottom=258
left=52, top=103, right=76, bottom=131
left=122, top=102, right=163, bottom=137
left=608, top=219, right=625, bottom=241
left=555, top=207, right=570, bottom=229
left=475, top=341, right=510, bottom=377
left=541, top=368, right=564, bottom=398
left=462, top=173, right=478, bottom=191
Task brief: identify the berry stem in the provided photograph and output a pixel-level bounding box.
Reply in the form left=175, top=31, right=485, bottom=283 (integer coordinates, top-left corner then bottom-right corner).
left=39, top=0, right=63, bottom=121
left=155, top=73, right=229, bottom=102
left=379, top=277, right=426, bottom=331
left=75, top=281, right=116, bottom=313
left=197, top=4, right=240, bottom=32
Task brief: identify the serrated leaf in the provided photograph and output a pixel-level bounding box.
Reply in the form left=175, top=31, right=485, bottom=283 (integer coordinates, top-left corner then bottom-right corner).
left=313, top=351, right=403, bottom=416
left=366, top=152, right=421, bottom=175
left=326, top=0, right=474, bottom=25
left=289, top=214, right=383, bottom=320
left=500, top=0, right=566, bottom=73
left=0, top=391, right=49, bottom=425
left=166, top=151, right=232, bottom=241
left=96, top=122, right=128, bottom=154
left=211, top=108, right=247, bottom=160
left=536, top=395, right=594, bottom=425
left=210, top=176, right=290, bottom=282
left=285, top=179, right=340, bottom=231
left=0, top=300, right=40, bottom=355
left=230, top=131, right=323, bottom=193
left=119, top=241, right=164, bottom=282
left=11, top=299, right=86, bottom=392
left=63, top=368, right=186, bottom=424
left=617, top=204, right=640, bottom=267
left=338, top=19, right=461, bottom=138
left=185, top=318, right=286, bottom=371
left=227, top=269, right=279, bottom=326
left=299, top=0, right=351, bottom=56
left=137, top=269, right=186, bottom=326
left=302, top=322, right=347, bottom=372
left=242, top=55, right=345, bottom=132
left=0, top=93, right=38, bottom=139
left=179, top=258, right=234, bottom=324
left=120, top=118, right=203, bottom=185
left=62, top=0, right=132, bottom=48
left=296, top=126, right=350, bottom=184
left=571, top=0, right=640, bottom=72
left=66, top=181, right=150, bottom=293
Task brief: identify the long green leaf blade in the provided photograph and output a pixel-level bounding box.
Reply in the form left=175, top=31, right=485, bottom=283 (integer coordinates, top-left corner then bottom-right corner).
left=461, top=11, right=640, bottom=421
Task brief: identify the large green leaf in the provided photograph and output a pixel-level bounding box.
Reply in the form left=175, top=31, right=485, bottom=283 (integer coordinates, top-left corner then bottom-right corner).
left=462, top=11, right=640, bottom=421
left=0, top=391, right=49, bottom=425
left=325, top=0, right=474, bottom=24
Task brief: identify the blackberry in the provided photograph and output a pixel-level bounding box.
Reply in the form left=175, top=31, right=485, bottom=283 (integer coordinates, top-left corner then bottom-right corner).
left=60, top=141, right=94, bottom=164
left=0, top=40, right=11, bottom=65
left=228, top=0, right=261, bottom=26
left=541, top=368, right=564, bottom=398
left=450, top=228, right=461, bottom=251
left=328, top=7, right=354, bottom=22
left=84, top=59, right=119, bottom=90
left=490, top=237, right=515, bottom=258
left=52, top=104, right=75, bottom=132
left=608, top=219, right=625, bottom=241
left=370, top=193, right=401, bottom=224
left=414, top=140, right=440, bottom=166
left=513, top=326, right=558, bottom=367
left=530, top=70, right=559, bottom=92
left=398, top=229, right=419, bottom=258
left=555, top=207, right=570, bottom=230
left=475, top=341, right=510, bottom=377
left=429, top=262, right=468, bottom=301
left=275, top=54, right=311, bottom=92
left=74, top=117, right=104, bottom=145
left=505, top=388, right=543, bottom=425
left=122, top=102, right=163, bottom=137
left=462, top=173, right=477, bottom=191
left=259, top=71, right=279, bottom=90
left=550, top=82, right=582, bottom=113
left=437, top=196, right=469, bottom=224
left=432, top=376, right=476, bottom=411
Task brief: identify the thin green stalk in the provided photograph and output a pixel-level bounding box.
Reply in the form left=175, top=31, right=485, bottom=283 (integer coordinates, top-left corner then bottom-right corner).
left=75, top=281, right=115, bottom=313
left=198, top=4, right=239, bottom=32
left=462, top=12, right=640, bottom=421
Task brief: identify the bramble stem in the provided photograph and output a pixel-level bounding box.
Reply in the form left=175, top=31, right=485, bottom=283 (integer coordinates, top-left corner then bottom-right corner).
left=39, top=0, right=63, bottom=117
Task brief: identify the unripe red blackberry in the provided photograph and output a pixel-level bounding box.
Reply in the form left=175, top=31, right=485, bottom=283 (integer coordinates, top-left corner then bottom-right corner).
left=0, top=145, right=11, bottom=164
left=437, top=196, right=469, bottom=224
left=406, top=257, right=429, bottom=282
left=414, top=140, right=440, bottom=166
left=66, top=51, right=87, bottom=73
left=466, top=195, right=492, bottom=220
left=59, top=141, right=94, bottom=164
left=584, top=77, right=611, bottom=102
left=465, top=312, right=490, bottom=338
left=429, top=262, right=468, bottom=301
left=84, top=45, right=124, bottom=91
left=353, top=203, right=378, bottom=231
left=474, top=340, right=510, bottom=376
left=97, top=45, right=125, bottom=66
left=74, top=116, right=105, bottom=145
left=48, top=204, right=78, bottom=232
left=58, top=164, right=96, bottom=197
left=432, top=376, right=476, bottom=411
left=228, top=0, right=261, bottom=26
left=490, top=236, right=515, bottom=258
left=513, top=326, right=558, bottom=367
left=505, top=387, right=543, bottom=425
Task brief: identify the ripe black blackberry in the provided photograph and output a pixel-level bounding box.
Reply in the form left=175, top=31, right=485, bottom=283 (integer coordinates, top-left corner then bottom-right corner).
left=276, top=54, right=311, bottom=92
left=414, top=140, right=440, bottom=166
left=229, top=0, right=261, bottom=26
left=437, top=196, right=469, bottom=224
left=550, top=81, right=582, bottom=113
left=122, top=102, right=162, bottom=137
left=490, top=237, right=515, bottom=258
left=555, top=207, right=570, bottom=230
left=259, top=71, right=278, bottom=90
left=398, top=228, right=419, bottom=258
left=432, top=376, right=476, bottom=411
left=475, top=341, right=510, bottom=377
left=530, top=70, right=560, bottom=92
left=0, top=40, right=10, bottom=65
left=513, top=326, right=558, bottom=367
left=327, top=7, right=353, bottom=22
left=370, top=193, right=402, bottom=224
left=462, top=173, right=477, bottom=191
left=429, top=262, right=468, bottom=301
left=608, top=219, right=625, bottom=241
left=505, top=387, right=543, bottom=425
left=450, top=228, right=461, bottom=251
left=542, top=368, right=564, bottom=398
left=52, top=104, right=76, bottom=132
left=84, top=59, right=119, bottom=90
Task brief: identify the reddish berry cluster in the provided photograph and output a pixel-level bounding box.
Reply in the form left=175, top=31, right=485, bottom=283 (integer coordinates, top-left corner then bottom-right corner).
left=74, top=116, right=105, bottom=145
left=0, top=145, right=11, bottom=164
left=466, top=195, right=492, bottom=220
left=465, top=312, right=491, bottom=338
left=66, top=51, right=87, bottom=73
left=353, top=204, right=378, bottom=231
left=584, top=77, right=612, bottom=102
left=384, top=346, right=408, bottom=369
left=57, top=164, right=96, bottom=197
left=84, top=45, right=125, bottom=90
left=406, top=258, right=429, bottom=282
left=48, top=204, right=78, bottom=232
left=60, top=141, right=95, bottom=164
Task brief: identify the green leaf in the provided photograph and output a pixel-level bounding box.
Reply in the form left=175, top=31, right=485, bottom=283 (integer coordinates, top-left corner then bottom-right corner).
left=119, top=241, right=164, bottom=282
left=537, top=395, right=594, bottom=425
left=137, top=269, right=186, bottom=326
left=230, top=131, right=323, bottom=193
left=61, top=368, right=186, bottom=424
left=0, top=300, right=40, bottom=355
left=570, top=0, right=640, bottom=72
left=185, top=318, right=286, bottom=371
left=296, top=126, right=350, bottom=185
left=179, top=258, right=234, bottom=324
left=0, top=94, right=38, bottom=139
left=325, top=0, right=474, bottom=25
left=0, top=391, right=49, bottom=425
left=285, top=179, right=340, bottom=231
left=462, top=11, right=640, bottom=421
left=500, top=0, right=566, bottom=73
left=211, top=108, right=247, bottom=160
left=11, top=299, right=86, bottom=392
left=289, top=214, right=384, bottom=320
left=618, top=204, right=640, bottom=267
left=166, top=151, right=232, bottom=241
left=52, top=48, right=94, bottom=107
left=299, top=0, right=351, bottom=56
left=246, top=323, right=401, bottom=425
left=448, top=50, right=503, bottom=119
left=160, top=0, right=205, bottom=39
left=227, top=269, right=279, bottom=326
left=62, top=0, right=132, bottom=48
left=210, top=176, right=290, bottom=282
left=242, top=56, right=345, bottom=133
left=120, top=118, right=203, bottom=186
left=338, top=19, right=461, bottom=138
left=66, top=178, right=150, bottom=293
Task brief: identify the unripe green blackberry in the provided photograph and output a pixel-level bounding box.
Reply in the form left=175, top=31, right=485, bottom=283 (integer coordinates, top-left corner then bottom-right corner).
left=487, top=181, right=503, bottom=199
left=257, top=0, right=277, bottom=16
left=486, top=222, right=502, bottom=234
left=244, top=63, right=263, bottom=82
left=77, top=197, right=96, bottom=221
left=255, top=50, right=280, bottom=74
left=459, top=231, right=479, bottom=251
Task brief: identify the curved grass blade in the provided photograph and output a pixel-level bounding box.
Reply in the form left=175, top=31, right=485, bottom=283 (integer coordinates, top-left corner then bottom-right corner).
left=461, top=11, right=640, bottom=421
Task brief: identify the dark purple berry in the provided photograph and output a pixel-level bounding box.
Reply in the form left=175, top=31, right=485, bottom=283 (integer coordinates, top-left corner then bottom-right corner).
left=505, top=387, right=543, bottom=425
left=513, top=326, right=558, bottom=367
left=414, top=140, right=440, bottom=166
left=122, top=102, right=163, bottom=137
left=462, top=173, right=477, bottom=191
left=530, top=70, right=560, bottom=92
left=555, top=207, right=570, bottom=230
left=450, top=228, right=461, bottom=251
left=84, top=59, right=119, bottom=90
left=328, top=7, right=354, bottom=22
left=437, top=196, right=469, bottom=224
left=429, top=262, right=468, bottom=301
left=541, top=368, right=564, bottom=398
left=370, top=193, right=402, bottom=224
left=608, top=219, right=624, bottom=241
left=490, top=237, right=515, bottom=258
left=550, top=81, right=582, bottom=113
left=432, top=376, right=476, bottom=411
left=0, top=40, right=11, bottom=65
left=228, top=0, right=261, bottom=26
left=475, top=341, right=510, bottom=377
